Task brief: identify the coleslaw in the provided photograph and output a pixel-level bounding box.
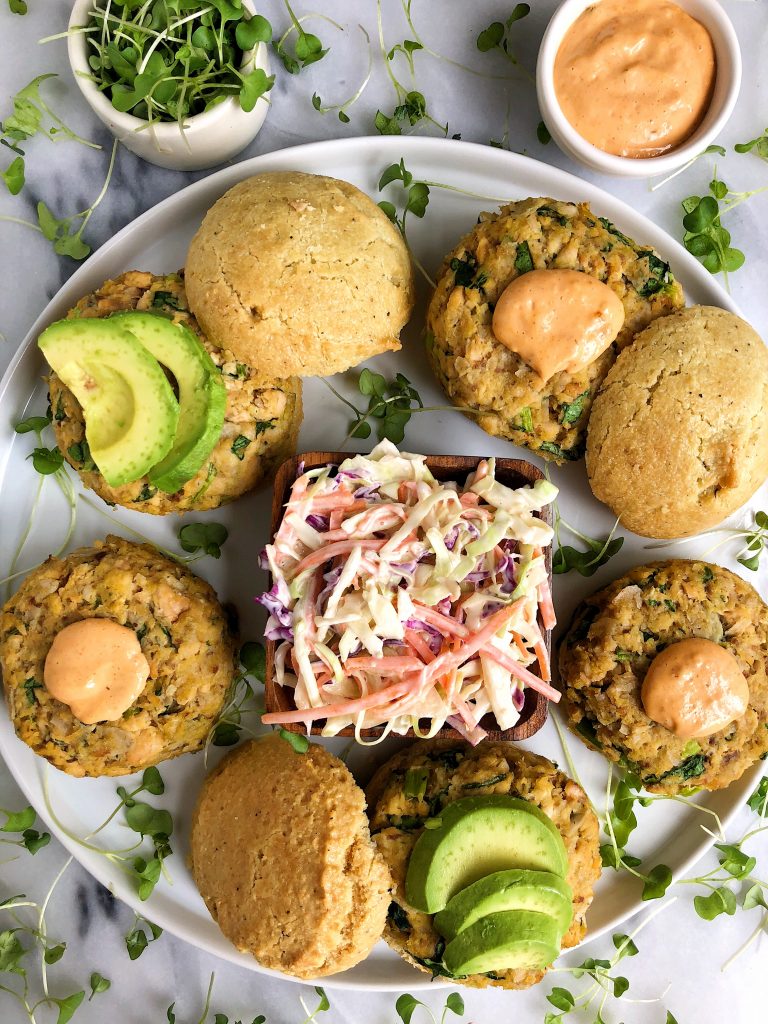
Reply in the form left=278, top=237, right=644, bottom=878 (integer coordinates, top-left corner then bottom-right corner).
left=258, top=441, right=559, bottom=743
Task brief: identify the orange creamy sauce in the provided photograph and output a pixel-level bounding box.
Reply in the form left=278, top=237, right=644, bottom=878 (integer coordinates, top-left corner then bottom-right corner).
left=44, top=619, right=150, bottom=724
left=554, top=0, right=716, bottom=158
left=491, top=268, right=625, bottom=381
left=641, top=638, right=749, bottom=740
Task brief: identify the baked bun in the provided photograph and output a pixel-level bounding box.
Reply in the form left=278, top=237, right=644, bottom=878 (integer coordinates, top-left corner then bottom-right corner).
left=189, top=735, right=392, bottom=978
left=586, top=306, right=768, bottom=538
left=185, top=171, right=415, bottom=379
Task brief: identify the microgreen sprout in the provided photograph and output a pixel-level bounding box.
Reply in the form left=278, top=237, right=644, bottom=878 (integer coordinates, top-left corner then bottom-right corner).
left=333, top=368, right=424, bottom=444
left=125, top=914, right=163, bottom=961
left=0, top=859, right=86, bottom=1024
left=735, top=128, right=768, bottom=160
left=1, top=137, right=118, bottom=260
left=0, top=805, right=51, bottom=856
left=376, top=158, right=510, bottom=286
left=324, top=368, right=481, bottom=447
left=88, top=973, right=110, bottom=1000
left=75, top=1, right=274, bottom=129
left=178, top=521, right=229, bottom=559
left=8, top=0, right=28, bottom=12
left=649, top=143, right=725, bottom=193
left=298, top=986, right=330, bottom=1024
left=42, top=766, right=173, bottom=902
left=1, top=74, right=100, bottom=196
left=644, top=509, right=768, bottom=572
left=552, top=506, right=624, bottom=577
left=5, top=408, right=76, bottom=598
left=312, top=26, right=372, bottom=123
left=278, top=728, right=310, bottom=754
left=680, top=170, right=768, bottom=285
left=545, top=898, right=676, bottom=1024
left=375, top=0, right=445, bottom=137
left=398, top=0, right=520, bottom=82
left=205, top=642, right=266, bottom=759
left=476, top=5, right=533, bottom=83
left=395, top=991, right=464, bottom=1024
left=274, top=0, right=331, bottom=73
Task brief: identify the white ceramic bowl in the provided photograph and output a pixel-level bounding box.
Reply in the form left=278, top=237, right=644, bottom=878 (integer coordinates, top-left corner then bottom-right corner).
left=67, top=0, right=271, bottom=171
left=536, top=0, right=741, bottom=178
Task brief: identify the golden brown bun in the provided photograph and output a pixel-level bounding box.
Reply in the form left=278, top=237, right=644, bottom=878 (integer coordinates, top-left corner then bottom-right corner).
left=189, top=735, right=392, bottom=978
left=185, top=171, right=415, bottom=378
left=586, top=306, right=768, bottom=538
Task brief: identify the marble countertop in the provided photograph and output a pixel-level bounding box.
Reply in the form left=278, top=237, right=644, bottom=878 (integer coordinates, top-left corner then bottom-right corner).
left=1, top=1, right=767, bottom=1021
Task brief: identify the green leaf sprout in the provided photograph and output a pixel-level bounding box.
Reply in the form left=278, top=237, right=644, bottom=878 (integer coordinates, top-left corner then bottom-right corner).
left=71, top=2, right=274, bottom=128
left=205, top=642, right=266, bottom=755
left=735, top=128, right=768, bottom=160
left=178, top=522, right=229, bottom=559
left=278, top=727, right=310, bottom=754
left=552, top=506, right=624, bottom=577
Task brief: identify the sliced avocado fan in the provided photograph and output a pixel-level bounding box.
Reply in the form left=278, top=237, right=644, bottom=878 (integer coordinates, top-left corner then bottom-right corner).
left=434, top=868, right=573, bottom=941
left=38, top=318, right=179, bottom=488
left=109, top=312, right=226, bottom=493
left=405, top=795, right=569, bottom=913
left=442, top=909, right=561, bottom=977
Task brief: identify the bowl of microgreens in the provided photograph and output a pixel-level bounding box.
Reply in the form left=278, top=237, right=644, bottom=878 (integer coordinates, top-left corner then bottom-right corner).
left=67, top=0, right=274, bottom=171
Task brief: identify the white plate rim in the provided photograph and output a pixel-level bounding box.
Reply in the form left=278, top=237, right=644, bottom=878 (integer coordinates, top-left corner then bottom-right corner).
left=0, top=134, right=761, bottom=992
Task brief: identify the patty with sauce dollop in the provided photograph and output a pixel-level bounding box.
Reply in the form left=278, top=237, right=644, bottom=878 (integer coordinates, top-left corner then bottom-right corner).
left=426, top=198, right=684, bottom=463
left=559, top=559, right=768, bottom=794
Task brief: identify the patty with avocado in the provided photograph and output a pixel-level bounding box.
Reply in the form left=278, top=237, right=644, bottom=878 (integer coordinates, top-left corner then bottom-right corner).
left=366, top=739, right=600, bottom=990
left=558, top=560, right=768, bottom=794
left=426, top=198, right=684, bottom=464
left=48, top=271, right=303, bottom=514
left=0, top=535, right=237, bottom=778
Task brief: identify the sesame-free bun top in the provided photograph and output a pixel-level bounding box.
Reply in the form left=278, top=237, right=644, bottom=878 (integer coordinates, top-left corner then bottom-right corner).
left=586, top=306, right=768, bottom=539
left=185, top=171, right=415, bottom=379
left=189, top=735, right=392, bottom=978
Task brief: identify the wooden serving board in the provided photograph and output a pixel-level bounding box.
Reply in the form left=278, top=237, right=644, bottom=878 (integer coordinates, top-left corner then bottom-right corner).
left=264, top=451, right=552, bottom=741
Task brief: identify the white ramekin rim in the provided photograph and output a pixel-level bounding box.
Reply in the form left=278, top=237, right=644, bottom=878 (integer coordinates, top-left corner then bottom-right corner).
left=67, top=0, right=267, bottom=137
left=536, top=0, right=742, bottom=178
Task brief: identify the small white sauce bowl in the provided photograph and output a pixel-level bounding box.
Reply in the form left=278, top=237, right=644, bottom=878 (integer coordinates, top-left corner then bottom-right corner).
left=67, top=0, right=271, bottom=172
left=536, top=0, right=742, bottom=178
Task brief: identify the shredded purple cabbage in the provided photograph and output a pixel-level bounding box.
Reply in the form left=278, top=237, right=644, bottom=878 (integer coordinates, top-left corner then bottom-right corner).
left=443, top=525, right=460, bottom=550
left=255, top=586, right=292, bottom=628
left=404, top=619, right=443, bottom=654
left=306, top=514, right=329, bottom=531
left=265, top=623, right=294, bottom=642
left=353, top=484, right=381, bottom=500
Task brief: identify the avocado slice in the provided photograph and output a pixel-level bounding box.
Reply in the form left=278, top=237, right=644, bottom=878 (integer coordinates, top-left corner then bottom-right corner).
left=434, top=869, right=573, bottom=941
left=443, top=910, right=560, bottom=977
left=109, top=312, right=226, bottom=493
left=38, top=318, right=178, bottom=487
left=405, top=795, right=568, bottom=913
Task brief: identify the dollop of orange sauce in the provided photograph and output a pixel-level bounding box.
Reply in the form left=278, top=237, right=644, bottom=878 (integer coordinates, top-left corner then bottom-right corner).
left=44, top=619, right=150, bottom=724
left=554, top=0, right=716, bottom=158
left=491, top=268, right=624, bottom=381
left=641, top=638, right=749, bottom=740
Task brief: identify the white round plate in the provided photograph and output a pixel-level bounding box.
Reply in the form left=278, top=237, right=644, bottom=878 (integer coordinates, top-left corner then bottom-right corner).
left=0, top=136, right=765, bottom=991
